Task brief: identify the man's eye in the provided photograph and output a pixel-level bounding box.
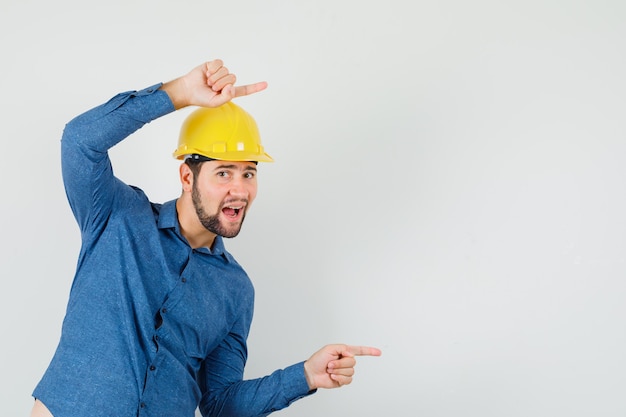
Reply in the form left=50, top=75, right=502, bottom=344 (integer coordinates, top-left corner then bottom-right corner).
left=217, top=171, right=229, bottom=177
left=244, top=172, right=255, bottom=179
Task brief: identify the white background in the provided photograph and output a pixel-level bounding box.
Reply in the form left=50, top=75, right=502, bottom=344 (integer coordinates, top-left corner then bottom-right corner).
left=2, top=1, right=626, bottom=416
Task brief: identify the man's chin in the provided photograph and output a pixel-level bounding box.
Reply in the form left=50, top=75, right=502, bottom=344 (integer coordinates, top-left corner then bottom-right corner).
left=219, top=230, right=241, bottom=239
left=217, top=223, right=244, bottom=239
left=200, top=213, right=246, bottom=238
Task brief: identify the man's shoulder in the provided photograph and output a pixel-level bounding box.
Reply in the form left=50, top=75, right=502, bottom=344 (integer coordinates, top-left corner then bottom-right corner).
left=109, top=185, right=165, bottom=225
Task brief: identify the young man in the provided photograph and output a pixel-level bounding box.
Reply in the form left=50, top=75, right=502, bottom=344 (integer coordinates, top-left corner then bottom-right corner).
left=30, top=60, right=381, bottom=417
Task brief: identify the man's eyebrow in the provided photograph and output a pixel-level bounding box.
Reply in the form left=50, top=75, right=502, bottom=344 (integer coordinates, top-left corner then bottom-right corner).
left=213, top=164, right=257, bottom=172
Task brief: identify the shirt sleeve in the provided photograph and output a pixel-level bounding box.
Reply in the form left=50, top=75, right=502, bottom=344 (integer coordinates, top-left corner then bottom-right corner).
left=60, top=84, right=175, bottom=235
left=199, top=342, right=315, bottom=417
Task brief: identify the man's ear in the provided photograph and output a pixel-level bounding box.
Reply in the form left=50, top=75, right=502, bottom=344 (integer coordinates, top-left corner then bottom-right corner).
left=179, top=163, right=194, bottom=193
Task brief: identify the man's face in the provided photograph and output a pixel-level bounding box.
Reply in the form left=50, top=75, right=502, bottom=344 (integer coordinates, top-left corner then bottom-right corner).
left=191, top=160, right=258, bottom=238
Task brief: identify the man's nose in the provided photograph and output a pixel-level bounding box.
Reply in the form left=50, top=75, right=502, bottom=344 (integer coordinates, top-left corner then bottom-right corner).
left=228, top=178, right=248, bottom=198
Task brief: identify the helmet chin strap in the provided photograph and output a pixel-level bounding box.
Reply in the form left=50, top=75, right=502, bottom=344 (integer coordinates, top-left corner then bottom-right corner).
left=185, top=154, right=215, bottom=162
left=185, top=154, right=258, bottom=165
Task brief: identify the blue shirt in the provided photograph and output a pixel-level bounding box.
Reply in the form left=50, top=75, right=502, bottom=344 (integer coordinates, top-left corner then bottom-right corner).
left=33, top=85, right=312, bottom=417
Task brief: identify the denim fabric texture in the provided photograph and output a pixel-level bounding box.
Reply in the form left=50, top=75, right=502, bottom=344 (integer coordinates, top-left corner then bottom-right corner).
left=32, top=85, right=312, bottom=417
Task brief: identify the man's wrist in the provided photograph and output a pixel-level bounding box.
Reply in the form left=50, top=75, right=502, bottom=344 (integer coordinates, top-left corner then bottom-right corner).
left=303, top=360, right=316, bottom=390
left=159, top=77, right=189, bottom=110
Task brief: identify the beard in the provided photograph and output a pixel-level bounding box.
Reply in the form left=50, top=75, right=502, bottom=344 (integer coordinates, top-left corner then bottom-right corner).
left=191, top=181, right=246, bottom=238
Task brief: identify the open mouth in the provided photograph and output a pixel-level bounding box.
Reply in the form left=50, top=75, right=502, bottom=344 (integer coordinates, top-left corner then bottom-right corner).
left=222, top=205, right=243, bottom=220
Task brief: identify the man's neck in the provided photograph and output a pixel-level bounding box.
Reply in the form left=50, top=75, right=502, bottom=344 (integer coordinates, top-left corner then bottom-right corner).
left=176, top=198, right=217, bottom=249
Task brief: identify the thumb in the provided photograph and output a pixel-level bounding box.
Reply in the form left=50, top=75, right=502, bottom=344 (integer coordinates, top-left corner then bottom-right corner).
left=209, top=84, right=236, bottom=107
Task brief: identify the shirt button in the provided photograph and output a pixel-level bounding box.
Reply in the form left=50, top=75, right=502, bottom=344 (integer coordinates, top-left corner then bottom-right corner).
left=140, top=402, right=146, bottom=408
left=150, top=365, right=156, bottom=371
left=181, top=277, right=187, bottom=283
left=161, top=307, right=168, bottom=314
left=154, top=335, right=159, bottom=341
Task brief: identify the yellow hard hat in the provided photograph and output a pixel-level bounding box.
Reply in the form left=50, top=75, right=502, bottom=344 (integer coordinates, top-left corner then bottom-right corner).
left=173, top=101, right=273, bottom=162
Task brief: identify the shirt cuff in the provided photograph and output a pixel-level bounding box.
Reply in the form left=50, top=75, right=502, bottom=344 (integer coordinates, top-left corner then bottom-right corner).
left=118, top=82, right=175, bottom=123
left=134, top=83, right=163, bottom=96
left=282, top=361, right=317, bottom=405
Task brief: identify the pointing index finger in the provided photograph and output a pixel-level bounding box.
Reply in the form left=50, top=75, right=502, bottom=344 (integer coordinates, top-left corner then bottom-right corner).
left=232, top=81, right=268, bottom=98
left=344, top=345, right=382, bottom=357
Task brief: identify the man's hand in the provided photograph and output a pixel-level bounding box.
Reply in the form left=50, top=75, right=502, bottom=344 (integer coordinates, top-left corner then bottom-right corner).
left=160, top=59, right=267, bottom=109
left=303, top=344, right=382, bottom=390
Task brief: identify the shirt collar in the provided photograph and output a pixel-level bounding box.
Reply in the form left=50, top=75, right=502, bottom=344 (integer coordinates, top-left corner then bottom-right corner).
left=158, top=199, right=234, bottom=263
left=157, top=199, right=179, bottom=230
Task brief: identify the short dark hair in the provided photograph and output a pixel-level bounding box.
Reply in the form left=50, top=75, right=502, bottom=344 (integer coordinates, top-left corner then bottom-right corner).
left=184, top=158, right=205, bottom=178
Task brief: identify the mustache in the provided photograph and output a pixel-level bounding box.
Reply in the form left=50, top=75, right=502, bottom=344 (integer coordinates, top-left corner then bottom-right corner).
left=220, top=199, right=249, bottom=208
